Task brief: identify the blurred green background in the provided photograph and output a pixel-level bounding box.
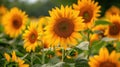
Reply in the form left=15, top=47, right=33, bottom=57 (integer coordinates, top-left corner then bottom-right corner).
left=0, top=0, right=120, bottom=17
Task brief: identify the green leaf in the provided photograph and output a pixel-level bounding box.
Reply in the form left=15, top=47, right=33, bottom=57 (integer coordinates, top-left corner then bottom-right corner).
left=116, top=41, right=120, bottom=52
left=0, top=24, right=4, bottom=33
left=75, top=59, right=89, bottom=67
left=91, top=41, right=106, bottom=55
left=94, top=20, right=111, bottom=26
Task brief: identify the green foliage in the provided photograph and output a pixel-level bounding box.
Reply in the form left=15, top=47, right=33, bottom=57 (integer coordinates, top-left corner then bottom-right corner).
left=75, top=59, right=89, bottom=67
left=94, top=20, right=111, bottom=26
left=91, top=40, right=106, bottom=55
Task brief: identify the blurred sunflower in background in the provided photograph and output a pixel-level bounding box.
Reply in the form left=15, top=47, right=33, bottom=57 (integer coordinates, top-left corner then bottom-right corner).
left=38, top=16, right=49, bottom=34
left=89, top=48, right=120, bottom=67
left=2, top=7, right=28, bottom=38
left=4, top=51, right=29, bottom=67
left=0, top=5, right=7, bottom=22
left=45, top=5, right=85, bottom=49
left=73, top=0, right=101, bottom=29
left=105, top=6, right=120, bottom=17
left=105, top=15, right=120, bottom=40
left=23, top=22, right=41, bottom=52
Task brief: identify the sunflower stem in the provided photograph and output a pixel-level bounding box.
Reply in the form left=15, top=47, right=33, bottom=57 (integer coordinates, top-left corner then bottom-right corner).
left=4, top=61, right=8, bottom=67
left=87, top=29, right=91, bottom=59
left=21, top=53, right=29, bottom=59
left=30, top=53, right=34, bottom=66
left=41, top=40, right=45, bottom=64
left=42, top=51, right=45, bottom=64
left=62, top=48, right=64, bottom=62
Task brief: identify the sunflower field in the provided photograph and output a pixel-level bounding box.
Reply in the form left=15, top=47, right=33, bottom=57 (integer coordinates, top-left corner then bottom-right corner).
left=0, top=0, right=120, bottom=67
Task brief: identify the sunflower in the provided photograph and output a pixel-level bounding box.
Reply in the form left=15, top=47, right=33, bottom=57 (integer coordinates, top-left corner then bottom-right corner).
left=92, top=25, right=107, bottom=37
left=90, top=25, right=107, bottom=44
left=38, top=16, right=49, bottom=34
left=0, top=5, right=7, bottom=22
left=105, top=6, right=120, bottom=17
left=38, top=16, right=49, bottom=28
left=90, top=34, right=100, bottom=45
left=104, top=15, right=120, bottom=40
left=2, top=7, right=28, bottom=38
left=23, top=22, right=41, bottom=52
left=4, top=51, right=29, bottom=67
left=73, top=0, right=101, bottom=28
left=45, top=5, right=85, bottom=49
left=89, top=48, right=120, bottom=67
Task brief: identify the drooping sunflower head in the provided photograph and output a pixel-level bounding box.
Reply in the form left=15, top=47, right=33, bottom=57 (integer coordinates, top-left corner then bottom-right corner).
left=89, top=48, right=120, bottom=67
left=45, top=5, right=85, bottom=49
left=2, top=7, right=28, bottom=38
left=105, top=6, right=120, bottom=17
left=4, top=51, right=29, bottom=67
left=73, top=0, right=101, bottom=28
left=105, top=15, right=120, bottom=40
left=92, top=25, right=107, bottom=37
left=23, top=22, right=41, bottom=52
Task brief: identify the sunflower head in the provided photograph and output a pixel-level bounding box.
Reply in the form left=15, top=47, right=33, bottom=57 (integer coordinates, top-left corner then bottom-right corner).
left=38, top=16, right=49, bottom=34
left=23, top=22, right=41, bottom=52
left=90, top=34, right=100, bottom=45
left=92, top=25, right=107, bottom=37
left=105, top=15, right=120, bottom=40
left=105, top=6, right=120, bottom=17
left=2, top=7, right=28, bottom=38
left=89, top=48, right=120, bottom=67
left=0, top=5, right=7, bottom=22
left=45, top=5, right=85, bottom=49
left=73, top=0, right=101, bottom=28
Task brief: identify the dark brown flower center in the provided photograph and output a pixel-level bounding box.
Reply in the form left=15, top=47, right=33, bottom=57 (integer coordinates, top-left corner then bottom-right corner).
left=12, top=16, right=22, bottom=29
left=29, top=30, right=38, bottom=43
left=53, top=18, right=74, bottom=38
left=79, top=7, right=93, bottom=23
left=109, top=22, right=120, bottom=35
left=111, top=12, right=117, bottom=15
left=100, top=62, right=116, bottom=67
left=44, top=43, right=48, bottom=48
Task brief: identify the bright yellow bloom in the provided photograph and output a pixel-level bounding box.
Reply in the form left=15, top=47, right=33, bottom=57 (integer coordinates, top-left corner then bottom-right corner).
left=104, top=15, right=120, bottom=40
left=2, top=7, right=28, bottom=38
left=4, top=51, right=29, bottom=67
left=23, top=22, right=41, bottom=52
left=4, top=53, right=10, bottom=62
left=45, top=5, right=85, bottom=49
left=12, top=51, right=17, bottom=62
left=89, top=48, right=120, bottom=67
left=73, top=0, right=101, bottom=28
left=90, top=34, right=100, bottom=45
left=105, top=6, right=120, bottom=17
